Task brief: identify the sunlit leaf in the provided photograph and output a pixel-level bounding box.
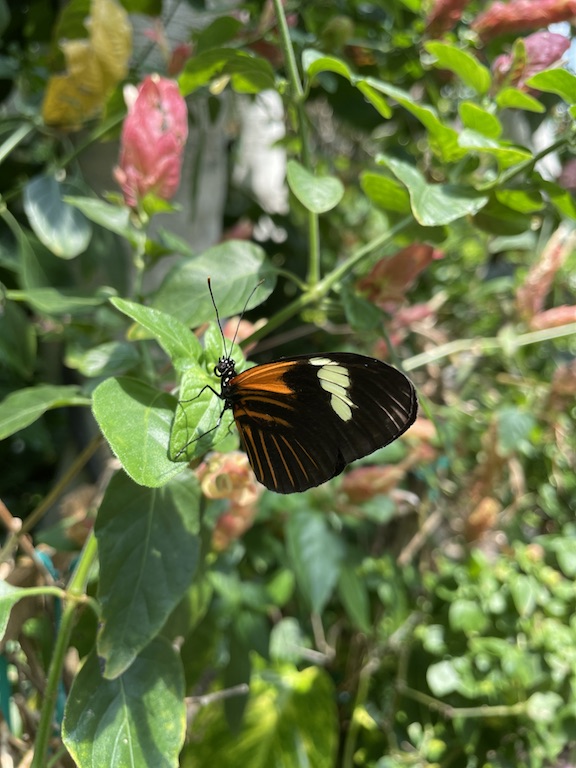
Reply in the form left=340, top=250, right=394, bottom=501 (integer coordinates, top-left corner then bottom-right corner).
left=63, top=639, right=185, bottom=765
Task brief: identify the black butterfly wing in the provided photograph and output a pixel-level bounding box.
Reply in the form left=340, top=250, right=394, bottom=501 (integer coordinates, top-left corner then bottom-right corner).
left=228, top=353, right=417, bottom=494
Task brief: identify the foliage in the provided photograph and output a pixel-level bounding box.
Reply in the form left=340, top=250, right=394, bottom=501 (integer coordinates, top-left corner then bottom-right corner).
left=0, top=0, right=575, bottom=766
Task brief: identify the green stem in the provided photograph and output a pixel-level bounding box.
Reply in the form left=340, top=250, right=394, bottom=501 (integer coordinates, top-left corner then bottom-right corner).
left=404, top=322, right=576, bottom=371
left=31, top=532, right=99, bottom=768
left=272, top=0, right=322, bottom=286
left=342, top=658, right=378, bottom=768
left=243, top=215, right=413, bottom=346
left=398, top=683, right=526, bottom=719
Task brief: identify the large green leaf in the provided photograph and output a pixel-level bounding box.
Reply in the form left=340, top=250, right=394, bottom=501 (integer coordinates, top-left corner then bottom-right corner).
left=181, top=666, right=338, bottom=768
left=23, top=175, right=92, bottom=259
left=0, top=385, right=90, bottom=440
left=285, top=511, right=344, bottom=614
left=377, top=154, right=488, bottom=225
left=286, top=160, right=344, bottom=214
left=92, top=377, right=182, bottom=487
left=96, top=471, right=201, bottom=678
left=62, top=638, right=185, bottom=767
left=527, top=68, right=576, bottom=104
left=150, top=241, right=275, bottom=326
left=424, top=42, right=491, bottom=95
left=180, top=48, right=275, bottom=95
left=111, top=298, right=202, bottom=374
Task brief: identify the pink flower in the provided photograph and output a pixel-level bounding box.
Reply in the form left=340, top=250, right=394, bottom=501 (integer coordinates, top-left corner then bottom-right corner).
left=473, top=0, right=576, bottom=43
left=492, top=31, right=570, bottom=90
left=114, top=75, right=188, bottom=208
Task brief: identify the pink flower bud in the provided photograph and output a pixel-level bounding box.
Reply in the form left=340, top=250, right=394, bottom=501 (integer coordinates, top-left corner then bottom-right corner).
left=114, top=74, right=188, bottom=208
left=492, top=31, right=570, bottom=90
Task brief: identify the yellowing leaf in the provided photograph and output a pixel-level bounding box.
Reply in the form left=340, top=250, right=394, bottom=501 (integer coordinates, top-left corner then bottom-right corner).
left=88, top=0, right=132, bottom=83
left=42, top=0, right=131, bottom=128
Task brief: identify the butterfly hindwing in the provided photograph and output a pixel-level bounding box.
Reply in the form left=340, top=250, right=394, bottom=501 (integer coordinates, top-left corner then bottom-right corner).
left=228, top=353, right=417, bottom=493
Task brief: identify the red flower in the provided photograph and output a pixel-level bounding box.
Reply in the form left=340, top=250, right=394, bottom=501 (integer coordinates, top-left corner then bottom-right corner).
left=492, top=31, right=570, bottom=90
left=426, top=0, right=474, bottom=37
left=473, top=0, right=576, bottom=43
left=114, top=75, right=188, bottom=208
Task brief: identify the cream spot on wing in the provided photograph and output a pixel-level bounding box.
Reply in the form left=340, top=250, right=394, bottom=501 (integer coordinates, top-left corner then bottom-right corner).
left=312, top=359, right=355, bottom=421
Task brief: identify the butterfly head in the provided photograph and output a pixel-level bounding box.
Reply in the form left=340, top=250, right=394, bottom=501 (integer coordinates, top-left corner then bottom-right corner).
left=214, top=356, right=237, bottom=387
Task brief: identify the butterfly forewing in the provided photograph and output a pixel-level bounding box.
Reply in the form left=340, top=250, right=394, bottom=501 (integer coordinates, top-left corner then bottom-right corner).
left=227, top=353, right=417, bottom=493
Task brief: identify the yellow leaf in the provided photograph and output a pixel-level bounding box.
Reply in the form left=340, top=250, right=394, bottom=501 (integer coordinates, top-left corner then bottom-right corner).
left=42, top=0, right=132, bottom=128
left=88, top=0, right=132, bottom=83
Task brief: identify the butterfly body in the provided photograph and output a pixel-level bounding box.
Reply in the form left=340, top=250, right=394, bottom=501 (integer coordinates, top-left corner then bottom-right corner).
left=214, top=352, right=417, bottom=494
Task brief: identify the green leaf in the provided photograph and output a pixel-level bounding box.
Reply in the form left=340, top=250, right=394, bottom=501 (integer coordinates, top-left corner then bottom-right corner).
left=526, top=692, right=564, bottom=723
left=181, top=666, right=338, bottom=767
left=495, top=87, right=545, bottom=113
left=0, top=385, right=89, bottom=440
left=424, top=42, right=491, bottom=95
left=269, top=618, right=308, bottom=663
left=96, top=471, right=201, bottom=678
left=303, top=50, right=462, bottom=162
left=338, top=562, right=370, bottom=633
left=457, top=131, right=533, bottom=170
left=92, top=377, right=183, bottom=487
left=360, top=172, right=410, bottom=213
left=286, top=160, right=344, bottom=214
left=509, top=573, right=537, bottom=617
left=496, top=407, right=535, bottom=456
left=427, top=660, right=461, bottom=697
left=377, top=155, right=488, bottom=226
left=23, top=175, right=92, bottom=259
left=495, top=187, right=542, bottom=214
left=150, top=240, right=275, bottom=326
left=169, top=364, right=236, bottom=462
left=459, top=102, right=502, bottom=138
left=64, top=196, right=146, bottom=250
left=62, top=639, right=185, bottom=766
left=285, top=511, right=344, bottom=614
left=0, top=299, right=36, bottom=378
left=195, top=16, right=243, bottom=54
left=180, top=48, right=275, bottom=95
left=65, top=341, right=141, bottom=378
left=0, top=581, right=29, bottom=641
left=526, top=68, right=576, bottom=104
left=7, top=286, right=114, bottom=315
left=111, top=298, right=202, bottom=374
left=449, top=599, right=487, bottom=633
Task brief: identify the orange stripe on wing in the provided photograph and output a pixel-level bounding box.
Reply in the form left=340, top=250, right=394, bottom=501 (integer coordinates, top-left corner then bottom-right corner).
left=233, top=361, right=297, bottom=395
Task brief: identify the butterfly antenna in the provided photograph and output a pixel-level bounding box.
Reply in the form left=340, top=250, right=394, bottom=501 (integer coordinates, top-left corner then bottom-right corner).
left=207, top=277, right=228, bottom=358
left=229, top=279, right=265, bottom=354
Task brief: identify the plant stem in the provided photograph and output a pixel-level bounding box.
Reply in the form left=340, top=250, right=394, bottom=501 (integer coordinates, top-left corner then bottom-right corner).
left=342, top=658, right=378, bottom=768
left=404, top=322, right=576, bottom=371
left=31, top=531, right=99, bottom=768
left=244, top=216, right=413, bottom=346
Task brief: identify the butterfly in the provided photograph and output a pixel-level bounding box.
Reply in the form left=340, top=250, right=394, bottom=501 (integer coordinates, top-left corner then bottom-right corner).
left=174, top=281, right=418, bottom=494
